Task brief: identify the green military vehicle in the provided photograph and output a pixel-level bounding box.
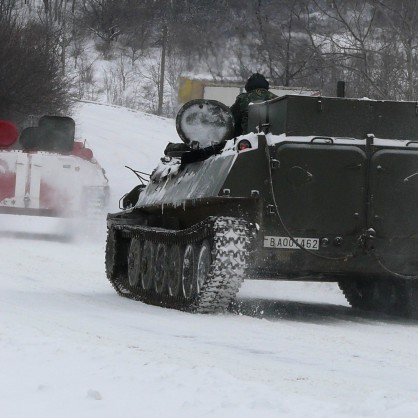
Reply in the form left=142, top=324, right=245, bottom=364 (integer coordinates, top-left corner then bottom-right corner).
left=106, top=96, right=418, bottom=317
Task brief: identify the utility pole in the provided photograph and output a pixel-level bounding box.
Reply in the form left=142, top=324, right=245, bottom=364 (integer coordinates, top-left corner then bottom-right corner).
left=157, top=24, right=167, bottom=116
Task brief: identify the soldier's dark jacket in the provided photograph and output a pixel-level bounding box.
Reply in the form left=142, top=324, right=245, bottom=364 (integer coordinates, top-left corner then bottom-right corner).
left=230, top=74, right=277, bottom=137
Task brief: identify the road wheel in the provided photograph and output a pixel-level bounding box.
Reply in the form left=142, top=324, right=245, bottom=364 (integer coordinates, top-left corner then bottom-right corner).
left=128, top=237, right=142, bottom=287
left=167, top=245, right=183, bottom=297
left=196, top=240, right=212, bottom=294
left=141, top=240, right=155, bottom=290
left=182, top=244, right=196, bottom=300
left=154, top=243, right=168, bottom=294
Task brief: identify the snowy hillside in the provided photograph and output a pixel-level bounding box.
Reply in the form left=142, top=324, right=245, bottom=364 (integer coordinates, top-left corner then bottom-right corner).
left=73, top=101, right=177, bottom=211
left=2, top=102, right=418, bottom=418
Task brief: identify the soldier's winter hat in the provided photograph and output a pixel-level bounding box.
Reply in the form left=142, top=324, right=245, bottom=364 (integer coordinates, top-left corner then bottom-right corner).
left=245, top=73, right=269, bottom=92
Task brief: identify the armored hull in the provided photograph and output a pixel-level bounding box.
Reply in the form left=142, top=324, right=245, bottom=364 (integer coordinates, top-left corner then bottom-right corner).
left=106, top=96, right=418, bottom=316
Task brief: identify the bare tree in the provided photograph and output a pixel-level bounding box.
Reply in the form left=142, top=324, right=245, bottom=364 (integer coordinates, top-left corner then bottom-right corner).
left=375, top=0, right=418, bottom=100
left=307, top=0, right=391, bottom=97
left=226, top=0, right=320, bottom=87
left=0, top=18, right=71, bottom=126
left=0, top=0, right=17, bottom=22
left=80, top=0, right=121, bottom=58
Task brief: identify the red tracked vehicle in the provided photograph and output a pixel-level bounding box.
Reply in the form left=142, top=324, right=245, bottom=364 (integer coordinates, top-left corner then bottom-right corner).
left=0, top=116, right=109, bottom=237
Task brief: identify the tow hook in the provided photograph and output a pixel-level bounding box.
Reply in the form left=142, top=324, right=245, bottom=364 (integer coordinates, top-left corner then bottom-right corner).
left=359, top=228, right=376, bottom=251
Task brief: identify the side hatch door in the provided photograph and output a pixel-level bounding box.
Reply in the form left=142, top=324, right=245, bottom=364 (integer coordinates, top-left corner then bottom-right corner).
left=272, top=142, right=367, bottom=254
left=369, top=148, right=418, bottom=271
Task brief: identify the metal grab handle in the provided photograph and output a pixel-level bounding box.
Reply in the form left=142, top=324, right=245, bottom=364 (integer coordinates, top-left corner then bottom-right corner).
left=406, top=141, right=418, bottom=147
left=310, top=136, right=334, bottom=144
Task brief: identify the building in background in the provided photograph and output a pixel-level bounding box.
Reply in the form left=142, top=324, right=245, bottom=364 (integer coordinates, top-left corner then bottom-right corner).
left=178, top=77, right=320, bottom=106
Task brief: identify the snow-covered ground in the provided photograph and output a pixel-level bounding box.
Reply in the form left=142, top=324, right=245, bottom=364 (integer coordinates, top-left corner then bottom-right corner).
left=2, top=102, right=418, bottom=418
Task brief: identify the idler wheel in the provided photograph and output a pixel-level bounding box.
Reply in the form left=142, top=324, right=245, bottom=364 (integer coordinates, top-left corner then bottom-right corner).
left=128, top=238, right=142, bottom=287
left=167, top=245, right=183, bottom=296
left=182, top=244, right=196, bottom=300
left=196, top=240, right=212, bottom=293
left=154, top=243, right=168, bottom=294
left=141, top=241, right=155, bottom=290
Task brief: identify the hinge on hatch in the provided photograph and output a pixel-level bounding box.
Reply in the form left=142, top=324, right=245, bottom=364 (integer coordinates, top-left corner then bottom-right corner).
left=317, top=99, right=322, bottom=112
left=266, top=204, right=275, bottom=215
left=270, top=159, right=280, bottom=170
left=358, top=228, right=376, bottom=252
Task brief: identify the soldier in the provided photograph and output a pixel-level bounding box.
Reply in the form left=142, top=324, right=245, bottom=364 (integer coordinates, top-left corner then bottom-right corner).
left=230, top=73, right=277, bottom=137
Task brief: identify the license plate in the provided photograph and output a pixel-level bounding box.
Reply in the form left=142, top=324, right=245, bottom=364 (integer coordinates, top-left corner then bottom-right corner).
left=264, top=236, right=319, bottom=250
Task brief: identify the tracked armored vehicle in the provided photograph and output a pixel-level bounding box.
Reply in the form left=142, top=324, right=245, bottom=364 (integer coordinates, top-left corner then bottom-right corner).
left=0, top=116, right=109, bottom=237
left=106, top=96, right=418, bottom=316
